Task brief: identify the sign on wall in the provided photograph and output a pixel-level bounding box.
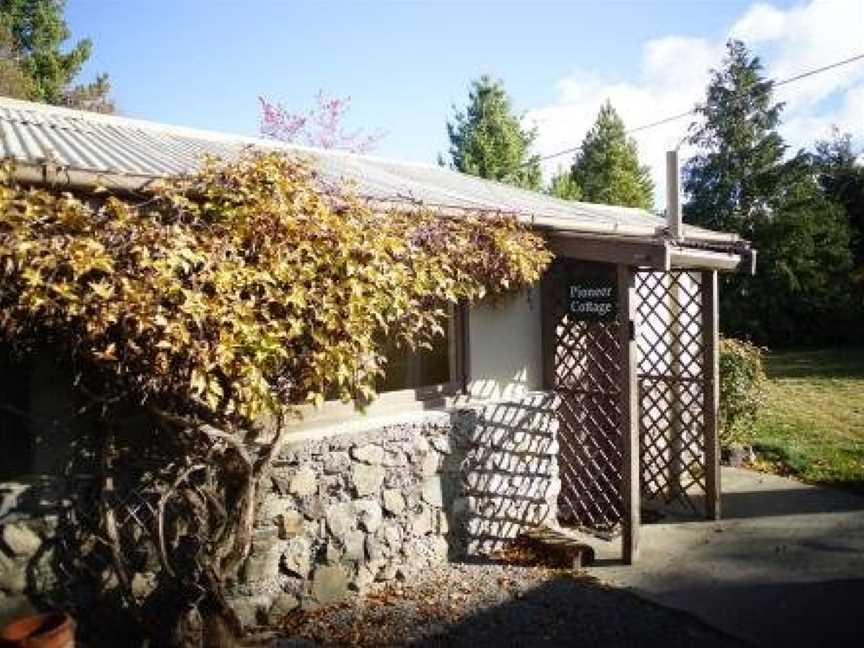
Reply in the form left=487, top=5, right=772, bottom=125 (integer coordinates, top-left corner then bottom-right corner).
left=568, top=280, right=617, bottom=322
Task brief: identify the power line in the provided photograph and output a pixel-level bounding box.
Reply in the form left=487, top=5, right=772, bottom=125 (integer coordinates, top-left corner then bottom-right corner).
left=774, top=52, right=864, bottom=86
left=628, top=110, right=695, bottom=134
left=531, top=52, right=864, bottom=166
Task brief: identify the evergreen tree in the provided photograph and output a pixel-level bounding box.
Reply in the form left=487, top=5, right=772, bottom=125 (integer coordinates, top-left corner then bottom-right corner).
left=569, top=100, right=654, bottom=210
left=685, top=40, right=854, bottom=345
left=446, top=75, right=541, bottom=190
left=813, top=129, right=864, bottom=274
left=61, top=71, right=112, bottom=113
left=732, top=154, right=853, bottom=343
left=548, top=165, right=581, bottom=201
left=684, top=40, right=785, bottom=235
left=0, top=22, right=33, bottom=99
left=0, top=0, right=113, bottom=112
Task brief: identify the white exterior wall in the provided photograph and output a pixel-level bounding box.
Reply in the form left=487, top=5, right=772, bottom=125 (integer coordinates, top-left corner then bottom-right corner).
left=467, top=285, right=544, bottom=401
left=637, top=271, right=702, bottom=376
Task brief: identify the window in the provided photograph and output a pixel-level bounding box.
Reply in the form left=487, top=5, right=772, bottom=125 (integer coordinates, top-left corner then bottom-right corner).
left=302, top=304, right=468, bottom=426
left=377, top=326, right=452, bottom=392
left=377, top=303, right=467, bottom=396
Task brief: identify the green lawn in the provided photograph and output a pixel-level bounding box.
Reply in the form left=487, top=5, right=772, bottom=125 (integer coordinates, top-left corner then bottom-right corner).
left=750, top=348, right=864, bottom=493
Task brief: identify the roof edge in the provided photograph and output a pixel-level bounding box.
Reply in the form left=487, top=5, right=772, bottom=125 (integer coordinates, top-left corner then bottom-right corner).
left=0, top=96, right=662, bottom=221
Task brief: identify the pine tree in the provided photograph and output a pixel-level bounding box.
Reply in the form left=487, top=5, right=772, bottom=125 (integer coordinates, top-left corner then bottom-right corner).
left=548, top=165, right=581, bottom=201
left=685, top=40, right=854, bottom=345
left=446, top=75, right=541, bottom=190
left=569, top=100, right=654, bottom=210
left=0, top=23, right=32, bottom=99
left=0, top=0, right=113, bottom=112
left=813, top=129, right=864, bottom=273
left=736, top=154, right=853, bottom=343
left=684, top=40, right=785, bottom=236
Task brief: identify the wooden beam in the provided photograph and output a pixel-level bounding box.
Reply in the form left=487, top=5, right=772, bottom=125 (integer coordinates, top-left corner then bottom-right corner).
left=452, top=301, right=471, bottom=395
left=702, top=270, right=721, bottom=521
left=550, top=232, right=752, bottom=274
left=551, top=234, right=669, bottom=270
left=669, top=247, right=743, bottom=272
left=617, top=264, right=640, bottom=564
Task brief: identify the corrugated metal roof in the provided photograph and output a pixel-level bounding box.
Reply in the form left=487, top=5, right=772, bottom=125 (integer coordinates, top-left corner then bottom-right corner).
left=0, top=96, right=733, bottom=240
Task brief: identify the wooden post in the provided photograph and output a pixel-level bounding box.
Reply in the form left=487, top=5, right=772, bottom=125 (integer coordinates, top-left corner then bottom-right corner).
left=617, top=264, right=640, bottom=564
left=668, top=277, right=683, bottom=500
left=666, top=150, right=683, bottom=240
left=702, top=270, right=721, bottom=520
left=541, top=267, right=556, bottom=391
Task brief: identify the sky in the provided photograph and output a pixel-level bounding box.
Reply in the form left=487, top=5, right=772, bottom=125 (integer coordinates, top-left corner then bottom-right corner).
left=67, top=0, right=864, bottom=206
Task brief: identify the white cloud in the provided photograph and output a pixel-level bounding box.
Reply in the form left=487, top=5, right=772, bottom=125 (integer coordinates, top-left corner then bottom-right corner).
left=527, top=36, right=719, bottom=207
left=732, top=0, right=864, bottom=111
left=731, top=3, right=789, bottom=42
left=527, top=0, right=864, bottom=208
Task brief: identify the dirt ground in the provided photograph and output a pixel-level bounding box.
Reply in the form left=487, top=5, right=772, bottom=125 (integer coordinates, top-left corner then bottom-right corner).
left=277, top=561, right=742, bottom=648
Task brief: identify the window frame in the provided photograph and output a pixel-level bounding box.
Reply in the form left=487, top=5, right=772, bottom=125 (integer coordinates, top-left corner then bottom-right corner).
left=294, top=302, right=470, bottom=427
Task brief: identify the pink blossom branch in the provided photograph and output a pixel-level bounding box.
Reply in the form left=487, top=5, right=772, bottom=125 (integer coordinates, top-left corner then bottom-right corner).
left=258, top=91, right=385, bottom=154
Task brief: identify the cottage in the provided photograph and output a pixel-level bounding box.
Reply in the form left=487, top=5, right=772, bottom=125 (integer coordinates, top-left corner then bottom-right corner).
left=0, top=96, right=752, bottom=625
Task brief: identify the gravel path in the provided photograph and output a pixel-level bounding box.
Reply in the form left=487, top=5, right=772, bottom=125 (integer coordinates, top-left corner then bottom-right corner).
left=279, top=562, right=744, bottom=647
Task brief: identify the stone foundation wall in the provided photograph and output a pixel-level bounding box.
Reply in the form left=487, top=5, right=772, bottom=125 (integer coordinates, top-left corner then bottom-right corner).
left=460, top=393, right=561, bottom=556
left=0, top=478, right=71, bottom=624
left=231, top=410, right=459, bottom=624
left=0, top=392, right=560, bottom=628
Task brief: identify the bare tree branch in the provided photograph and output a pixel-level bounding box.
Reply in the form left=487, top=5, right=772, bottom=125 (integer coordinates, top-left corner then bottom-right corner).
left=156, top=462, right=206, bottom=578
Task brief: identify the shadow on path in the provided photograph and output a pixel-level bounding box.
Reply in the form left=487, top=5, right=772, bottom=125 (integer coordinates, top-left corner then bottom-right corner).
left=648, top=578, right=864, bottom=648
left=410, top=576, right=745, bottom=648
left=682, top=485, right=864, bottom=520
left=587, top=469, right=864, bottom=647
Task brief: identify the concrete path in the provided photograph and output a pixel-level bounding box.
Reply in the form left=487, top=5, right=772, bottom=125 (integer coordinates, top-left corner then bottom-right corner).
left=588, top=468, right=864, bottom=647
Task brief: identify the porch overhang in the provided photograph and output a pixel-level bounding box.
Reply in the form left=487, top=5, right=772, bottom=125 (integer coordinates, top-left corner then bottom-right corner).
left=547, top=231, right=755, bottom=274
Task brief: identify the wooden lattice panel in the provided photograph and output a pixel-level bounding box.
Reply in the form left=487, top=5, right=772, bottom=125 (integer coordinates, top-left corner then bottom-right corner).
left=544, top=260, right=623, bottom=535
left=635, top=270, right=707, bottom=514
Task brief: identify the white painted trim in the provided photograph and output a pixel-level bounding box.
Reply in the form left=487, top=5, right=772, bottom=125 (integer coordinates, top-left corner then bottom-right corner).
left=669, top=247, right=743, bottom=271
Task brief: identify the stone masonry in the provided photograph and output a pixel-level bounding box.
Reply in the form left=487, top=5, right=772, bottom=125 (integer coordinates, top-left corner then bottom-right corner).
left=0, top=392, right=561, bottom=628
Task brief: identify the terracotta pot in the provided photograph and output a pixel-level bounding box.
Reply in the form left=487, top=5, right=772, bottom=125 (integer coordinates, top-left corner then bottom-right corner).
left=0, top=612, right=75, bottom=648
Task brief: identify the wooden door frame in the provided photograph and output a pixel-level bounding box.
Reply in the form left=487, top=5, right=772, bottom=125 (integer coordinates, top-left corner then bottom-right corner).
left=617, top=264, right=640, bottom=564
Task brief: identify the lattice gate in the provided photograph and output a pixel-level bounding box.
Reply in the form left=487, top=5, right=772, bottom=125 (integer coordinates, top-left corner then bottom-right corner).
left=543, top=260, right=624, bottom=537
left=635, top=270, right=711, bottom=516
left=545, top=261, right=718, bottom=541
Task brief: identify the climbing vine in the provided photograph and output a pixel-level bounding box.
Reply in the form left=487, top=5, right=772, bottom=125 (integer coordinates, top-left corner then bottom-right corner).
left=0, top=151, right=552, bottom=645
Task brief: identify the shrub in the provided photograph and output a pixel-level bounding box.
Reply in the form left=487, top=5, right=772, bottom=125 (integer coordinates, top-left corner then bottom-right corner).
left=0, top=151, right=552, bottom=422
left=0, top=150, right=552, bottom=644
left=719, top=337, right=767, bottom=447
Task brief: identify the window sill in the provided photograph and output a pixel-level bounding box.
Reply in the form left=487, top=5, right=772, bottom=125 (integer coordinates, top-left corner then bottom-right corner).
left=279, top=389, right=554, bottom=447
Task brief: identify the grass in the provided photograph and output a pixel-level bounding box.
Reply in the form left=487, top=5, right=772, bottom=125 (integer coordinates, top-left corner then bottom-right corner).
left=749, top=348, right=864, bottom=493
